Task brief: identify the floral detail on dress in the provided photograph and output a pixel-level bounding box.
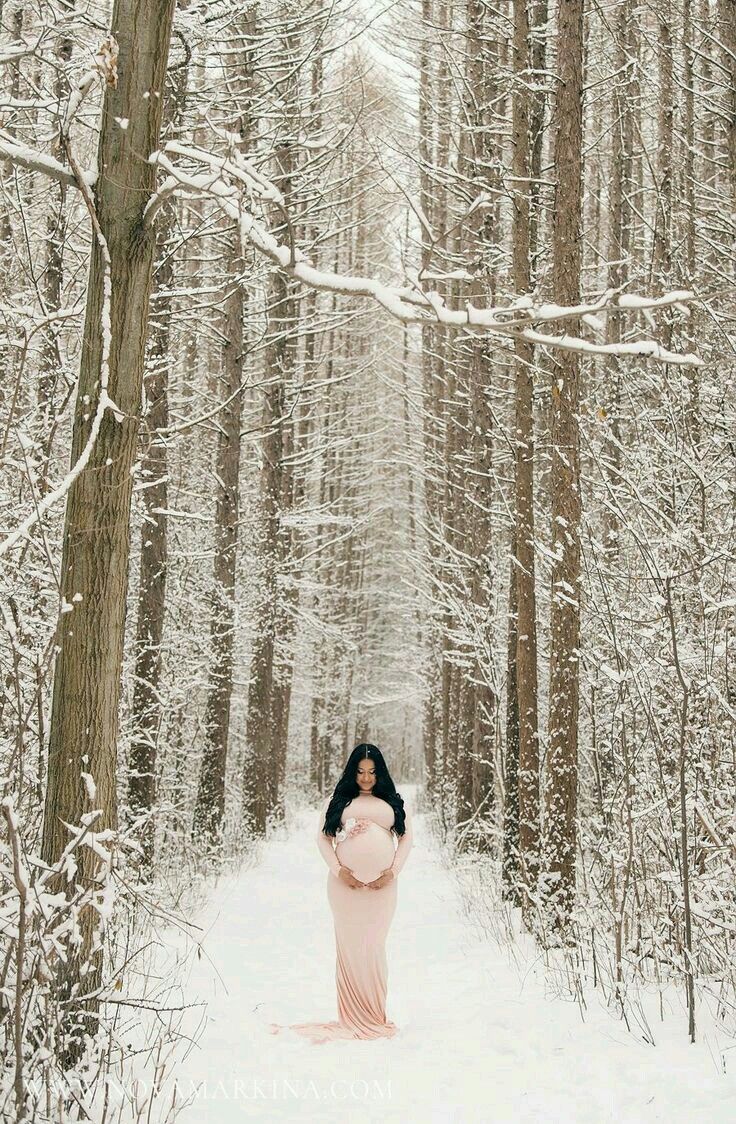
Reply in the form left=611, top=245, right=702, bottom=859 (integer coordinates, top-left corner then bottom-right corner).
left=335, top=816, right=371, bottom=843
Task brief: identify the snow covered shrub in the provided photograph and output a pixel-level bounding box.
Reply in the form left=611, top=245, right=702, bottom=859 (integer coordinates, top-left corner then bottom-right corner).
left=0, top=796, right=198, bottom=1122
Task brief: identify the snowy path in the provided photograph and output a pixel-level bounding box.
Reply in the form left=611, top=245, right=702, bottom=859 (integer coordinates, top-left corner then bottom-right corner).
left=145, top=789, right=735, bottom=1123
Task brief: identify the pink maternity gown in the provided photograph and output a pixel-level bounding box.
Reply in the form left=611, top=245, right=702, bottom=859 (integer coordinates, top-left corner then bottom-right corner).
left=269, top=793, right=413, bottom=1045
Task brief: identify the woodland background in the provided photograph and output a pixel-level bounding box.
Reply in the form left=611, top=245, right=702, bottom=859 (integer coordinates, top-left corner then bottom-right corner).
left=0, top=0, right=734, bottom=1112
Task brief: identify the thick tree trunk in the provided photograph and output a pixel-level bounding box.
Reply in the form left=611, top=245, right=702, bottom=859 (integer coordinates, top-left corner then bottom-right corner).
left=40, top=0, right=178, bottom=1060
left=455, top=0, right=499, bottom=848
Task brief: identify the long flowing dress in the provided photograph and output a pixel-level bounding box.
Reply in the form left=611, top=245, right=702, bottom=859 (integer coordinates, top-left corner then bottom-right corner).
left=269, top=793, right=413, bottom=1045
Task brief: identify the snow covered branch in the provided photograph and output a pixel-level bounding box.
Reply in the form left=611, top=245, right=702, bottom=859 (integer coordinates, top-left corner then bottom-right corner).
left=0, top=36, right=116, bottom=190
left=146, top=142, right=703, bottom=367
left=0, top=130, right=96, bottom=189
left=0, top=122, right=702, bottom=367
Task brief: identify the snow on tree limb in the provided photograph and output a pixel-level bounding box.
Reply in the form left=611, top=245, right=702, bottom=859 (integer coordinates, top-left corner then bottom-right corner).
left=0, top=130, right=96, bottom=189
left=510, top=325, right=699, bottom=364
left=146, top=144, right=703, bottom=367
left=0, top=37, right=116, bottom=190
left=168, top=136, right=285, bottom=204
left=0, top=130, right=703, bottom=367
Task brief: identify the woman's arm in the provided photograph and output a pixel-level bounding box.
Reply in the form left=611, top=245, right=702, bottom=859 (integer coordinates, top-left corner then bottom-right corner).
left=316, top=799, right=341, bottom=876
left=391, top=805, right=414, bottom=875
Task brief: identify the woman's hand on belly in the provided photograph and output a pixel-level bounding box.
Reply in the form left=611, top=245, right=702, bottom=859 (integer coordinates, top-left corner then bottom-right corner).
left=364, top=868, right=395, bottom=890
left=337, top=866, right=365, bottom=889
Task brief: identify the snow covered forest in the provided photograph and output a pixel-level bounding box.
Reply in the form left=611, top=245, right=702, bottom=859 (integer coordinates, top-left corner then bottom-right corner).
left=0, top=0, right=734, bottom=1117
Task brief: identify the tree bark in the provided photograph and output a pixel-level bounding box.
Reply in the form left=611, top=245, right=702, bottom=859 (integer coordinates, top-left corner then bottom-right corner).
left=543, top=0, right=584, bottom=934
left=602, top=0, right=633, bottom=563
left=242, top=263, right=294, bottom=835
left=193, top=11, right=256, bottom=847
left=128, top=224, right=172, bottom=865
left=40, top=0, right=178, bottom=1059
left=129, top=50, right=189, bottom=866
left=192, top=239, right=246, bottom=846
left=510, top=0, right=540, bottom=923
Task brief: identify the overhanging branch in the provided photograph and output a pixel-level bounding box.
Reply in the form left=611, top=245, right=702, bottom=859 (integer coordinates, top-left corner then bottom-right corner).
left=146, top=141, right=703, bottom=367
left=0, top=126, right=703, bottom=367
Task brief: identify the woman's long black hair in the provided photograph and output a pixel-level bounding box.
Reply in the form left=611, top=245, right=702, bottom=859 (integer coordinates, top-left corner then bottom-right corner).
left=321, top=744, right=408, bottom=838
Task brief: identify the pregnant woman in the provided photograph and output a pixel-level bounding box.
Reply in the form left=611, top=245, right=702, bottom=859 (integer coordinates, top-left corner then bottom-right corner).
left=270, top=743, right=413, bottom=1044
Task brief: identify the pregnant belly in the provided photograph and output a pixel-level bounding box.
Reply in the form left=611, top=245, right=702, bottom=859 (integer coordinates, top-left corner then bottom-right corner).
left=336, top=823, right=395, bottom=884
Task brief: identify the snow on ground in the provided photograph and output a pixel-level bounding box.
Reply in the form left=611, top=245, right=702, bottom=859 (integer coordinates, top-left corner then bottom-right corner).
left=129, top=785, right=736, bottom=1123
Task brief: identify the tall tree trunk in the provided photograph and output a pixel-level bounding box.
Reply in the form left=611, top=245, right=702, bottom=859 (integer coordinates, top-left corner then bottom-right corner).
left=510, top=0, right=540, bottom=923
left=242, top=254, right=295, bottom=834
left=129, top=50, right=189, bottom=866
left=192, top=240, right=246, bottom=846
left=652, top=1, right=674, bottom=287
left=543, top=0, right=584, bottom=934
left=602, top=0, right=633, bottom=562
left=192, top=12, right=256, bottom=847
left=417, top=0, right=443, bottom=800
left=456, top=0, right=499, bottom=849
left=269, top=279, right=298, bottom=825
left=435, top=0, right=454, bottom=821
left=127, top=222, right=172, bottom=865
left=40, top=0, right=178, bottom=1061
